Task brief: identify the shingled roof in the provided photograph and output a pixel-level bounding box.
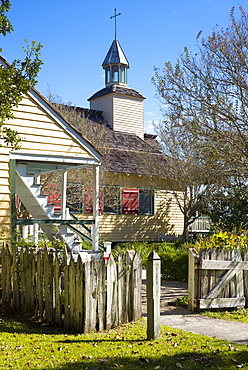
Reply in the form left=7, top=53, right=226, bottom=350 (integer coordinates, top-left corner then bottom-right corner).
left=53, top=103, right=168, bottom=177
left=97, top=129, right=167, bottom=176
left=102, top=39, right=129, bottom=68
left=88, top=85, right=145, bottom=101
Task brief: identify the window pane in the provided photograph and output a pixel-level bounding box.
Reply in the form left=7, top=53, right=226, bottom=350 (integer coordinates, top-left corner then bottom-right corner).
left=139, top=189, right=154, bottom=215
left=120, top=66, right=125, bottom=83
left=122, top=188, right=139, bottom=214
left=103, top=186, right=121, bottom=214
left=106, top=66, right=110, bottom=84
left=112, top=65, right=119, bottom=82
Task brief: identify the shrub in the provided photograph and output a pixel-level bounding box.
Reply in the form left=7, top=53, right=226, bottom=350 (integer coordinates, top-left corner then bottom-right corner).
left=113, top=241, right=190, bottom=282
left=195, top=230, right=248, bottom=254
left=159, top=249, right=188, bottom=282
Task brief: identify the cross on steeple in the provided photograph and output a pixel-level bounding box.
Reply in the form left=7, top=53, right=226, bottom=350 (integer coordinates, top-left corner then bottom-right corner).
left=110, top=8, right=121, bottom=40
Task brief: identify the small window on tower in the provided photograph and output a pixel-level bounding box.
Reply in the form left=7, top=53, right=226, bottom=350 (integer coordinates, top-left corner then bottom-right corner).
left=106, top=66, right=110, bottom=84
left=120, top=66, right=125, bottom=83
left=112, top=65, right=119, bottom=82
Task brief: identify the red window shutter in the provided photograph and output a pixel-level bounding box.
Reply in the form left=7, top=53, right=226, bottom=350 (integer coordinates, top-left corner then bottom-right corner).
left=122, top=188, right=139, bottom=214
left=84, top=186, right=103, bottom=214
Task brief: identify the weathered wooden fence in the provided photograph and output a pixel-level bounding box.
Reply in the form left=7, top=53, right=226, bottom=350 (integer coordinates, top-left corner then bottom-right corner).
left=0, top=245, right=142, bottom=332
left=188, top=247, right=248, bottom=311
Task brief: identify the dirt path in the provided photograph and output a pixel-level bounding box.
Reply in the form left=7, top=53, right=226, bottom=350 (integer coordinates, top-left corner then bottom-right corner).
left=141, top=272, right=188, bottom=316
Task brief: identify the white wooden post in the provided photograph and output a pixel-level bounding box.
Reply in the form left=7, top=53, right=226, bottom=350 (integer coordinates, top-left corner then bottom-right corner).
left=146, top=251, right=161, bottom=340
left=92, top=165, right=99, bottom=251
left=61, top=170, right=67, bottom=219
left=33, top=223, right=39, bottom=246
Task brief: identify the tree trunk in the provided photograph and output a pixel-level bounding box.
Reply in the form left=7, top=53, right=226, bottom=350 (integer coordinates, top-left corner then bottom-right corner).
left=182, top=214, right=189, bottom=241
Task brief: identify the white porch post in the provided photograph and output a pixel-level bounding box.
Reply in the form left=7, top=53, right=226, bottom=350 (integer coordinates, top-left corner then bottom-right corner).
left=92, top=165, right=99, bottom=251
left=61, top=170, right=67, bottom=219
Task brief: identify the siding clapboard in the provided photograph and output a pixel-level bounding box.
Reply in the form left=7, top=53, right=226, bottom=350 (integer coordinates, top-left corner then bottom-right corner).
left=90, top=95, right=113, bottom=127
left=8, top=99, right=94, bottom=157
left=113, top=95, right=144, bottom=139
left=90, top=93, right=144, bottom=139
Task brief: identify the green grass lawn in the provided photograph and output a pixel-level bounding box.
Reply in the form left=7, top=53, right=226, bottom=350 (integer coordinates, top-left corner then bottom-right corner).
left=0, top=313, right=247, bottom=369
left=202, top=308, right=248, bottom=324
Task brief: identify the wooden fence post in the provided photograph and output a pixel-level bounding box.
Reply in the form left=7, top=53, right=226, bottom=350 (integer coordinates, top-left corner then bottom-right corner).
left=188, top=248, right=199, bottom=312
left=12, top=246, right=20, bottom=311
left=130, top=251, right=142, bottom=322
left=118, top=252, right=127, bottom=325
left=146, top=251, right=160, bottom=340
left=106, top=254, right=118, bottom=329
left=244, top=247, right=248, bottom=308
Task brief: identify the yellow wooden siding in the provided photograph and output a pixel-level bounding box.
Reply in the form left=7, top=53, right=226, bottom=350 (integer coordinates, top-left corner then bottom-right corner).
left=0, top=162, right=10, bottom=194
left=0, top=160, right=11, bottom=232
left=113, top=95, right=144, bottom=139
left=0, top=157, right=11, bottom=233
left=6, top=96, right=96, bottom=158
left=90, top=95, right=113, bottom=126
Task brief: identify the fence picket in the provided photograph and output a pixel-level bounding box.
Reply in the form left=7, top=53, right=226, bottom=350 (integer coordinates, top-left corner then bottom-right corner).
left=64, top=257, right=70, bottom=330
left=106, top=254, right=118, bottom=329
left=118, top=252, right=127, bottom=324
left=97, top=257, right=106, bottom=331
left=12, top=247, right=20, bottom=311
left=44, top=250, right=54, bottom=323
left=69, top=256, right=76, bottom=330
left=54, top=254, right=62, bottom=326
left=130, top=252, right=142, bottom=321
left=75, top=254, right=83, bottom=332
left=235, top=248, right=244, bottom=298
left=244, top=248, right=248, bottom=308
left=126, top=251, right=135, bottom=322
left=37, top=250, right=44, bottom=317
left=229, top=248, right=236, bottom=298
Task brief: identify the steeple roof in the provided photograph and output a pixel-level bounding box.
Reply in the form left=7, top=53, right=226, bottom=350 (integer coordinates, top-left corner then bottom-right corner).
left=102, top=39, right=129, bottom=68
left=88, top=85, right=145, bottom=101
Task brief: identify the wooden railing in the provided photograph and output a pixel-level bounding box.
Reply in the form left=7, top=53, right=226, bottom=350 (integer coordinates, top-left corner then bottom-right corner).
left=188, top=216, right=211, bottom=233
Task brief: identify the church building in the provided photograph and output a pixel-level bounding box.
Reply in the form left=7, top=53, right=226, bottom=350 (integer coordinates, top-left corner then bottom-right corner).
left=58, top=35, right=184, bottom=243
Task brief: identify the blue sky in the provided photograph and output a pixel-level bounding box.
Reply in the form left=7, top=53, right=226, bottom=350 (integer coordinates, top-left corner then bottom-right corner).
left=1, top=0, right=246, bottom=133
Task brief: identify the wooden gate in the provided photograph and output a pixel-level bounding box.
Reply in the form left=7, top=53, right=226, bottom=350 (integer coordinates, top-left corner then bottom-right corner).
left=188, top=247, right=248, bottom=311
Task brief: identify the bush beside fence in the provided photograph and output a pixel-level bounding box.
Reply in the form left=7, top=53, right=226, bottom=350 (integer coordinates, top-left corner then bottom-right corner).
left=0, top=245, right=142, bottom=332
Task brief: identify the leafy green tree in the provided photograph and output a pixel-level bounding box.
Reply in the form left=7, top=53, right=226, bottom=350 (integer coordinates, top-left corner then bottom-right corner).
left=152, top=6, right=248, bottom=175
left=0, top=0, right=43, bottom=148
left=207, top=180, right=248, bottom=231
